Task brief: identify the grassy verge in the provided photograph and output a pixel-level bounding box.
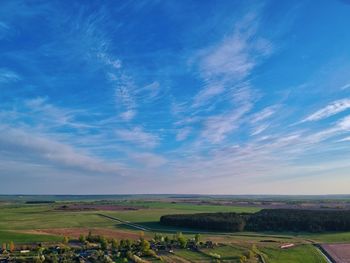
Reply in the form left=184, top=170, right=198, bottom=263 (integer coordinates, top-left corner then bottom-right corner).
left=260, top=244, right=327, bottom=263
left=0, top=230, right=60, bottom=243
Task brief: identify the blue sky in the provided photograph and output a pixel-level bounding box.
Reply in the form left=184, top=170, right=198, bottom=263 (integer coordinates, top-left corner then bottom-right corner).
left=1, top=0, right=350, bottom=194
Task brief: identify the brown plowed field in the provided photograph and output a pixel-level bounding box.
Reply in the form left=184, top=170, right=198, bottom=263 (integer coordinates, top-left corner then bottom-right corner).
left=55, top=204, right=141, bottom=211
left=321, top=244, right=350, bottom=263
left=24, top=228, right=142, bottom=240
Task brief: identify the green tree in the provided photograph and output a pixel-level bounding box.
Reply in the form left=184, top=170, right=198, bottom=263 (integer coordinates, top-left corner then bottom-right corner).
left=79, top=234, right=86, bottom=243
left=194, top=234, right=201, bottom=244
left=62, top=236, right=69, bottom=244
left=99, top=236, right=108, bottom=250
left=125, top=239, right=132, bottom=250
left=164, top=236, right=169, bottom=244
left=239, top=255, right=247, bottom=263
left=111, top=238, right=119, bottom=250
left=139, top=231, right=145, bottom=240
left=33, top=255, right=44, bottom=263
left=177, top=232, right=187, bottom=249
left=9, top=241, right=15, bottom=252
left=140, top=239, right=150, bottom=253
left=87, top=230, right=93, bottom=242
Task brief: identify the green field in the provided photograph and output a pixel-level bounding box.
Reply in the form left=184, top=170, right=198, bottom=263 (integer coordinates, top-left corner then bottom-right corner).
left=0, top=198, right=349, bottom=262
left=201, top=244, right=247, bottom=262
left=173, top=249, right=212, bottom=261
left=260, top=244, right=328, bottom=263
left=0, top=230, right=60, bottom=243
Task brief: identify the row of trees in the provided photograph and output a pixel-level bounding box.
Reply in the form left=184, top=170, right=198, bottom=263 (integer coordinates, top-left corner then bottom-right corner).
left=160, top=212, right=248, bottom=232
left=1, top=241, right=15, bottom=252
left=247, top=209, right=350, bottom=232
left=161, top=209, right=350, bottom=232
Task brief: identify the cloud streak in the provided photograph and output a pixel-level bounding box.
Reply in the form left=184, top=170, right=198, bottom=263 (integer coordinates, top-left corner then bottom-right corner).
left=302, top=99, right=350, bottom=122
left=0, top=68, right=20, bottom=83
left=115, top=127, right=160, bottom=148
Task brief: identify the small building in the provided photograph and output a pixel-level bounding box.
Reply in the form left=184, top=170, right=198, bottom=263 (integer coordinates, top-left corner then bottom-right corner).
left=280, top=243, right=295, bottom=249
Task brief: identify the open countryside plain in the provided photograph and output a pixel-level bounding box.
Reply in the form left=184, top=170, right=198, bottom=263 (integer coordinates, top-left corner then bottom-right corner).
left=1, top=196, right=350, bottom=262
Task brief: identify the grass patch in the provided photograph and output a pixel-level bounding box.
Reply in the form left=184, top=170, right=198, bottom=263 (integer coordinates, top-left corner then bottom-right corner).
left=0, top=230, right=60, bottom=243
left=260, top=244, right=327, bottom=263
left=300, top=231, right=350, bottom=243
left=201, top=244, right=246, bottom=262
left=174, top=249, right=212, bottom=261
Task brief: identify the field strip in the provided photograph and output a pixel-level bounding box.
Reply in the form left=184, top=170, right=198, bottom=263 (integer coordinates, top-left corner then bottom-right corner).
left=96, top=213, right=296, bottom=240
left=313, top=245, right=335, bottom=263
left=97, top=213, right=150, bottom=231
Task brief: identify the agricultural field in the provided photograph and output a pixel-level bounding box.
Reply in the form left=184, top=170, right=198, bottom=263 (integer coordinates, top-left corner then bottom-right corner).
left=321, top=244, right=350, bottom=263
left=0, top=195, right=349, bottom=262
left=260, top=244, right=328, bottom=263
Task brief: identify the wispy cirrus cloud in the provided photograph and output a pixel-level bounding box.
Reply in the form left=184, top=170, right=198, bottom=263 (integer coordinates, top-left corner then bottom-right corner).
left=23, top=97, right=91, bottom=130
left=2, top=0, right=350, bottom=194
left=0, top=21, right=11, bottom=39
left=340, top=83, right=350, bottom=90
left=198, top=12, right=272, bottom=81
left=0, top=127, right=124, bottom=175
left=201, top=103, right=252, bottom=143
left=185, top=10, right=272, bottom=112
left=251, top=123, right=270, bottom=136
left=115, top=126, right=160, bottom=148
left=302, top=98, right=350, bottom=122
left=0, top=68, right=20, bottom=83
left=250, top=105, right=278, bottom=123
left=192, top=84, right=225, bottom=108
left=129, top=152, right=167, bottom=168
left=142, top=81, right=161, bottom=100
left=176, top=127, right=192, bottom=141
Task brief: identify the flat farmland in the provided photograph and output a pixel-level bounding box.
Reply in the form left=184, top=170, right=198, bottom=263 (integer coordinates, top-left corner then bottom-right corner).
left=260, top=244, right=328, bottom=263
left=321, top=244, right=350, bottom=263
left=1, top=198, right=350, bottom=263
left=0, top=201, right=261, bottom=243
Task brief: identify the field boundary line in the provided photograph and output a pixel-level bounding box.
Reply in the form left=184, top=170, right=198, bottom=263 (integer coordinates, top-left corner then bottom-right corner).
left=313, top=244, right=335, bottom=263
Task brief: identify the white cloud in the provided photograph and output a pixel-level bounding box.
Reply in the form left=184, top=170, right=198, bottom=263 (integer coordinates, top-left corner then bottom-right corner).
left=143, top=81, right=161, bottom=100
left=98, top=52, right=122, bottom=69
left=0, top=68, right=20, bottom=83
left=250, top=106, right=277, bottom=123
left=192, top=84, right=225, bottom=107
left=338, top=136, right=350, bottom=142
left=115, top=127, right=159, bottom=148
left=0, top=21, right=10, bottom=39
left=120, top=110, right=136, bottom=121
left=302, top=98, right=350, bottom=122
left=201, top=104, right=252, bottom=143
left=0, top=127, right=124, bottom=175
left=340, top=83, right=350, bottom=90
left=251, top=123, right=269, bottom=136
left=337, top=115, right=350, bottom=130
left=198, top=12, right=272, bottom=81
left=24, top=97, right=89, bottom=129
left=176, top=127, right=191, bottom=141
left=129, top=152, right=167, bottom=168
left=114, top=75, right=137, bottom=120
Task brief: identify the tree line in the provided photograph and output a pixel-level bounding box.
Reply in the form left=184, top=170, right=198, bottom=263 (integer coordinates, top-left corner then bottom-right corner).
left=160, top=209, right=350, bottom=232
